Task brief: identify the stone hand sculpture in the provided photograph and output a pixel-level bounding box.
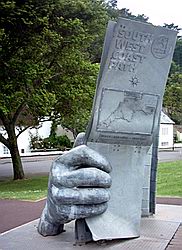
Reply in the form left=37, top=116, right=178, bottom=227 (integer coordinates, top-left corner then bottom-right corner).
left=38, top=144, right=112, bottom=236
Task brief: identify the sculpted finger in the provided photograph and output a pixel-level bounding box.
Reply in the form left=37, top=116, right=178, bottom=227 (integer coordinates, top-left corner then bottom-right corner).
left=53, top=168, right=111, bottom=188
left=51, top=185, right=110, bottom=205
left=55, top=145, right=112, bottom=173
left=56, top=203, right=108, bottom=222
left=73, top=132, right=85, bottom=147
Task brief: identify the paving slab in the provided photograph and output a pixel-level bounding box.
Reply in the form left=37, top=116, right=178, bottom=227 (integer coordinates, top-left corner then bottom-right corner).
left=0, top=205, right=181, bottom=250
left=155, top=204, right=182, bottom=223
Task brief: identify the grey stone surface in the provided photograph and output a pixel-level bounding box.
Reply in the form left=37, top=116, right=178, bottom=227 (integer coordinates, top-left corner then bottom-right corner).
left=38, top=145, right=112, bottom=237
left=85, top=18, right=177, bottom=240
left=1, top=204, right=181, bottom=250
left=142, top=145, right=152, bottom=216
left=86, top=17, right=177, bottom=146
left=156, top=204, right=182, bottom=223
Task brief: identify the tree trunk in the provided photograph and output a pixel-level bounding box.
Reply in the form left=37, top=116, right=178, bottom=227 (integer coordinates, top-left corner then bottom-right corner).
left=8, top=126, right=25, bottom=180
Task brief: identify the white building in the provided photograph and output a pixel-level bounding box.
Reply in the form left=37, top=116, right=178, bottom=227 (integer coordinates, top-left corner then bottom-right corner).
left=158, top=111, right=175, bottom=149
left=174, top=125, right=182, bottom=142
left=0, top=120, right=52, bottom=157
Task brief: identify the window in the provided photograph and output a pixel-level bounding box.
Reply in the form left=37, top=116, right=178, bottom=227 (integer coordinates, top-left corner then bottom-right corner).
left=162, top=127, right=168, bottom=135
left=3, top=146, right=9, bottom=154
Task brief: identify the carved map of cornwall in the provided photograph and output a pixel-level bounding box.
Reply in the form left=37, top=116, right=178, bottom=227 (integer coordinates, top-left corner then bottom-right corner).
left=97, top=89, right=159, bottom=135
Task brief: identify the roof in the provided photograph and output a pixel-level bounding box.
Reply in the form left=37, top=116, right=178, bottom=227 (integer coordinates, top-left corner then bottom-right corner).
left=160, top=111, right=175, bottom=124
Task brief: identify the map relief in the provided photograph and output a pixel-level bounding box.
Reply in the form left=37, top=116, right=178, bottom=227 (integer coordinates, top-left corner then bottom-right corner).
left=97, top=89, right=158, bottom=135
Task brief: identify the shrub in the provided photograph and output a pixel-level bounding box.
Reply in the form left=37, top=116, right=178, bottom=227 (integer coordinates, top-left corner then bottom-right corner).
left=30, top=134, right=72, bottom=150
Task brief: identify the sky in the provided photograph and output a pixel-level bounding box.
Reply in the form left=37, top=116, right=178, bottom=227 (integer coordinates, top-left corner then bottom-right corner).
left=117, top=0, right=182, bottom=34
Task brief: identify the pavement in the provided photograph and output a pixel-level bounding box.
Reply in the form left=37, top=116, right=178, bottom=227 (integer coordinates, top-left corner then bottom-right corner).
left=0, top=152, right=182, bottom=249
left=0, top=197, right=181, bottom=234
left=0, top=197, right=182, bottom=249
left=0, top=199, right=46, bottom=234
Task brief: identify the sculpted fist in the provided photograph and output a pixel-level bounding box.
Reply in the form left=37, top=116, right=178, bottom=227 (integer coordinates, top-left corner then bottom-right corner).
left=38, top=144, right=112, bottom=236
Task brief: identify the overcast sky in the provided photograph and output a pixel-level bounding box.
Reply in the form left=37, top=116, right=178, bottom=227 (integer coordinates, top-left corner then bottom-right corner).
left=117, top=0, right=182, bottom=34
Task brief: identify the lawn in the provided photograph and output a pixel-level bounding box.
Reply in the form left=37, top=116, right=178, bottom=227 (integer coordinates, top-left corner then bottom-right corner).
left=0, top=176, right=49, bottom=201
left=157, top=160, right=182, bottom=197
left=0, top=160, right=181, bottom=201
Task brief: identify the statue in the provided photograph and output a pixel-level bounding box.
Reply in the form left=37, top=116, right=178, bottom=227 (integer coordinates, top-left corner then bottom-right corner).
left=38, top=18, right=177, bottom=241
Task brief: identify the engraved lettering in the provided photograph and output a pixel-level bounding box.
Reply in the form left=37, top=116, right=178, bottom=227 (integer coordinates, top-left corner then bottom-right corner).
left=109, top=59, right=118, bottom=70
left=115, top=39, right=127, bottom=50
left=117, top=25, right=153, bottom=43
left=109, top=24, right=154, bottom=73
left=109, top=60, right=136, bottom=73
left=117, top=25, right=126, bottom=38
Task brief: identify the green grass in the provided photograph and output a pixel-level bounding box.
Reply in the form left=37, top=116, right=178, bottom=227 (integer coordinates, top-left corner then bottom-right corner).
left=157, top=160, right=182, bottom=197
left=0, top=176, right=49, bottom=201
left=0, top=160, right=181, bottom=201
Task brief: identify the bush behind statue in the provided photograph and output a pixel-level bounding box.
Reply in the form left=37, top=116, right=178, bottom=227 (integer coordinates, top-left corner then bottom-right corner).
left=30, top=134, right=72, bottom=151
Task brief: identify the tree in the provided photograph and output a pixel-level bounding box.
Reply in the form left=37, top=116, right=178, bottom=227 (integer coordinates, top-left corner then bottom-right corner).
left=0, top=0, right=109, bottom=180
left=163, top=74, right=182, bottom=124
left=163, top=23, right=182, bottom=35
left=163, top=23, right=182, bottom=123
left=104, top=0, right=119, bottom=20
left=0, top=0, right=58, bottom=179
left=173, top=39, right=182, bottom=69
left=119, top=8, right=149, bottom=23
left=169, top=61, right=181, bottom=76
left=54, top=63, right=100, bottom=138
left=106, top=0, right=117, bottom=9
left=163, top=23, right=182, bottom=69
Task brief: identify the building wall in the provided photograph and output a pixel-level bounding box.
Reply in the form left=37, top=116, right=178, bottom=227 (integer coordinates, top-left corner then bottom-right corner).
left=17, top=129, right=30, bottom=154
left=56, top=125, right=74, bottom=142
left=0, top=121, right=52, bottom=157
left=176, top=131, right=182, bottom=142
left=159, top=124, right=174, bottom=148
left=0, top=128, right=30, bottom=157
left=29, top=120, right=52, bottom=139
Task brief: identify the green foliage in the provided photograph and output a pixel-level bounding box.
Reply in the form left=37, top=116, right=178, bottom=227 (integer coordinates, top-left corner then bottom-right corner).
left=56, top=63, right=100, bottom=137
left=157, top=161, right=182, bottom=197
left=164, top=29, right=182, bottom=125
left=169, top=61, right=181, bottom=76
left=44, top=134, right=72, bottom=149
left=163, top=80, right=182, bottom=124
left=0, top=0, right=110, bottom=178
left=50, top=120, right=57, bottom=138
left=119, top=8, right=149, bottom=23
left=30, top=134, right=72, bottom=150
left=0, top=0, right=109, bottom=128
left=173, top=39, right=182, bottom=69
left=0, top=0, right=58, bottom=115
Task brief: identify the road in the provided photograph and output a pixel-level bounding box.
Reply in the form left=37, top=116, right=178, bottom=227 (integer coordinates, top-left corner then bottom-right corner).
left=0, top=155, right=58, bottom=180
left=158, top=148, right=182, bottom=162
left=0, top=148, right=182, bottom=180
